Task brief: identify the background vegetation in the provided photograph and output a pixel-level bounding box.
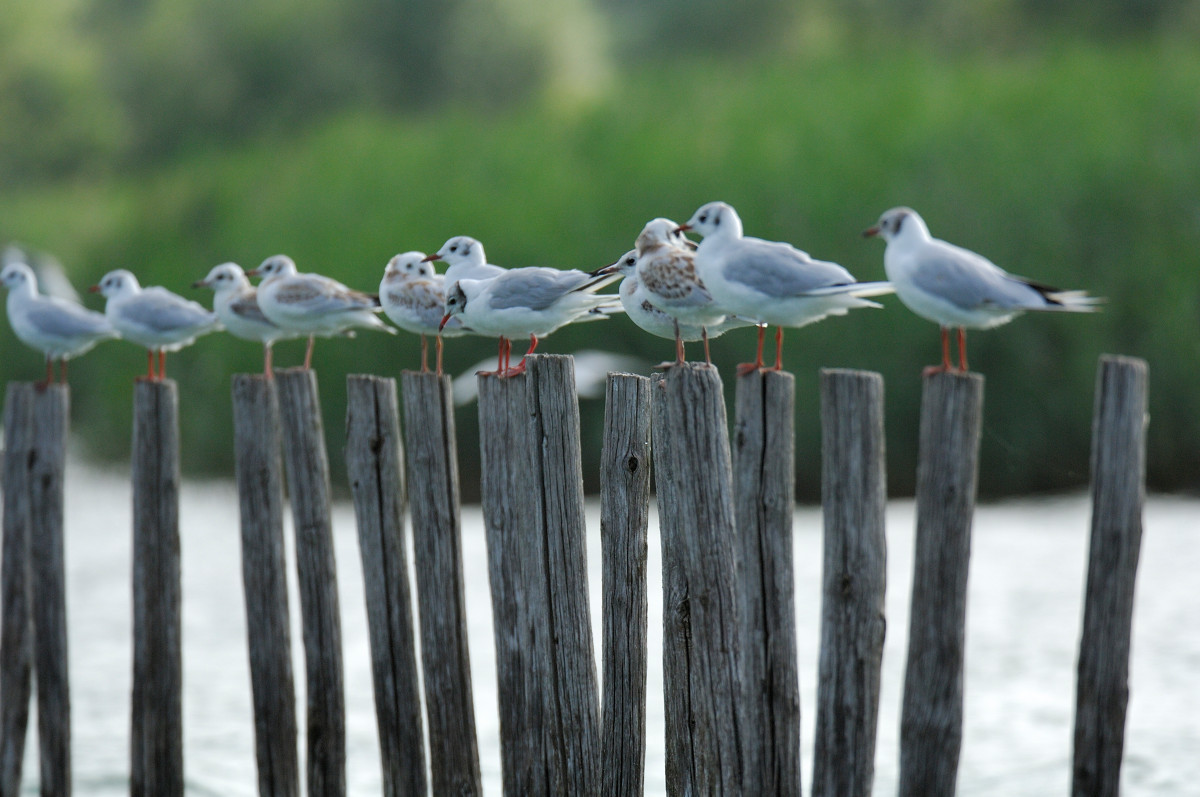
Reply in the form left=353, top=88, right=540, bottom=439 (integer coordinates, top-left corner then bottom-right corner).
left=2, top=0, right=1197, bottom=499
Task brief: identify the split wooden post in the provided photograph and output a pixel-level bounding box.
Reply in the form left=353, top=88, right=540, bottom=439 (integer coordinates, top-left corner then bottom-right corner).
left=0, top=385, right=35, bottom=797
left=599, top=374, right=652, bottom=796
left=29, top=386, right=71, bottom=796
left=131, top=380, right=184, bottom=797
left=813, top=369, right=888, bottom=797
left=1072, top=355, right=1149, bottom=797
left=400, top=371, right=482, bottom=795
left=651, top=364, right=743, bottom=795
left=732, top=369, right=800, bottom=796
left=231, top=375, right=300, bottom=797
left=898, top=371, right=983, bottom=797
left=275, top=368, right=345, bottom=797
left=477, top=354, right=600, bottom=796
left=345, top=375, right=427, bottom=797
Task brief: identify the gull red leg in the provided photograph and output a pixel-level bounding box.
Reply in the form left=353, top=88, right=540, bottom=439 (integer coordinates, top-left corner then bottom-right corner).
left=435, top=335, right=444, bottom=377
left=41, top=357, right=54, bottom=388
left=923, top=327, right=954, bottom=377
left=420, top=335, right=430, bottom=373
left=737, top=325, right=767, bottom=376
left=304, top=335, right=315, bottom=370
left=146, top=350, right=156, bottom=380
left=773, top=326, right=784, bottom=371
left=957, top=327, right=969, bottom=372
left=264, top=344, right=273, bottom=378
left=702, top=327, right=712, bottom=365
left=674, top=320, right=685, bottom=366
left=507, top=334, right=538, bottom=377
left=159, top=350, right=167, bottom=380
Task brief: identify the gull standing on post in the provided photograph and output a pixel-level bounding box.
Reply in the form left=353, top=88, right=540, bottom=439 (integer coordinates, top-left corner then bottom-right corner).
left=439, top=266, right=621, bottom=378
left=681, top=201, right=893, bottom=375
left=193, top=262, right=295, bottom=376
left=249, top=254, right=394, bottom=370
left=1, top=261, right=117, bottom=386
left=91, top=269, right=220, bottom=381
left=863, top=206, right=1100, bottom=374
left=423, top=236, right=507, bottom=283
left=379, top=251, right=467, bottom=375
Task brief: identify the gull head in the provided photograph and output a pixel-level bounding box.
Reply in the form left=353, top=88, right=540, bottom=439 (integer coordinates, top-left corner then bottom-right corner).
left=91, top=269, right=141, bottom=299
left=249, top=254, right=297, bottom=281
left=0, top=261, right=37, bottom=294
left=384, top=252, right=435, bottom=282
left=430, top=236, right=485, bottom=268
left=680, top=201, right=742, bottom=241
left=863, top=207, right=927, bottom=243
left=635, top=218, right=683, bottom=255
left=439, top=281, right=469, bottom=331
left=193, top=262, right=249, bottom=292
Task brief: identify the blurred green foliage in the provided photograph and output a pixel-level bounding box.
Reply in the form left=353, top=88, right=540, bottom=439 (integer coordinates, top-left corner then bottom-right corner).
left=1, top=0, right=1198, bottom=498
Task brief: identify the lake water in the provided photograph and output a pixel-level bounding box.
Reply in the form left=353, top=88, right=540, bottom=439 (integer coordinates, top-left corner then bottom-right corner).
left=9, top=459, right=1198, bottom=795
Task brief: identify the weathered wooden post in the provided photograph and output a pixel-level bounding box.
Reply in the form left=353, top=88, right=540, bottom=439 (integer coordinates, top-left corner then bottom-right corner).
left=477, top=354, right=600, bottom=796
left=345, top=375, right=427, bottom=797
left=651, top=364, right=743, bottom=795
left=1072, top=355, right=1149, bottom=797
left=29, top=385, right=71, bottom=796
left=231, top=375, right=300, bottom=797
left=732, top=369, right=800, bottom=796
left=275, top=368, right=345, bottom=797
left=400, top=371, right=482, bottom=795
left=599, top=373, right=652, bottom=796
left=813, top=369, right=887, bottom=797
left=131, top=380, right=184, bottom=797
left=0, top=385, right=35, bottom=797
left=898, top=371, right=983, bottom=797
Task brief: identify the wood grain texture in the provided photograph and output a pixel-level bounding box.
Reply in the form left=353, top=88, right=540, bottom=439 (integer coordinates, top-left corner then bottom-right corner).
left=599, top=374, right=651, bottom=797
left=650, top=364, right=743, bottom=795
left=231, top=375, right=300, bottom=797
left=345, top=375, right=427, bottom=797
left=732, top=369, right=800, bottom=797
left=813, top=369, right=887, bottom=797
left=0, top=385, right=34, bottom=797
left=477, top=354, right=600, bottom=796
left=898, top=371, right=983, bottom=797
left=400, top=371, right=482, bottom=796
left=131, top=380, right=183, bottom=797
left=29, top=386, right=71, bottom=797
left=1072, top=356, right=1149, bottom=797
left=275, top=368, right=345, bottom=797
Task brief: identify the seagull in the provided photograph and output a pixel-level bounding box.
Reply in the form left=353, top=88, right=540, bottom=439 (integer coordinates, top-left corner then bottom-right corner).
left=439, top=266, right=621, bottom=377
left=248, top=254, right=394, bottom=370
left=379, top=251, right=467, bottom=375
left=593, top=247, right=752, bottom=367
left=422, top=236, right=507, bottom=283
left=90, top=269, right=219, bottom=381
left=1, top=261, right=117, bottom=386
left=863, top=207, right=1101, bottom=374
left=681, top=201, right=894, bottom=375
left=193, top=262, right=295, bottom=376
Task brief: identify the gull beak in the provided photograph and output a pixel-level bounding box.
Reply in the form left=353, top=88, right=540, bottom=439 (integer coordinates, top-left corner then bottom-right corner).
left=674, top=223, right=692, bottom=234
left=245, top=268, right=260, bottom=277
left=87, top=285, right=101, bottom=294
left=438, top=313, right=451, bottom=332
left=590, top=261, right=620, bottom=278
left=862, top=226, right=880, bottom=238
left=191, top=279, right=207, bottom=289
left=422, top=254, right=442, bottom=263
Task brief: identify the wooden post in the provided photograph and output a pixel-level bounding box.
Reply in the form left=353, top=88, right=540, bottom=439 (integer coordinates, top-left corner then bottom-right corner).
left=898, top=371, right=983, bottom=797
left=131, top=380, right=183, bottom=797
left=0, top=385, right=34, bottom=797
left=345, top=375, right=427, bottom=797
left=275, top=368, right=345, bottom=797
left=231, top=375, right=300, bottom=797
left=400, top=371, right=482, bottom=795
left=1072, top=355, right=1149, bottom=797
left=813, top=370, right=887, bottom=797
left=599, top=374, right=651, bottom=797
left=651, top=364, right=743, bottom=795
left=29, top=386, right=71, bottom=796
left=477, top=354, right=600, bottom=796
left=732, top=369, right=800, bottom=796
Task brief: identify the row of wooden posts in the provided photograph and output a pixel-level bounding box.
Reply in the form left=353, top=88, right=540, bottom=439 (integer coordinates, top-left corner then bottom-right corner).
left=0, top=353, right=1147, bottom=796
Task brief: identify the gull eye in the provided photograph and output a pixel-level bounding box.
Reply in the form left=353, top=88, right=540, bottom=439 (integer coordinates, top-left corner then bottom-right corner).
left=625, top=256, right=636, bottom=266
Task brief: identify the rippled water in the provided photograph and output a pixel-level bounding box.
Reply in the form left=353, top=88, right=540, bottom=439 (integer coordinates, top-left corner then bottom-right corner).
left=10, top=460, right=1198, bottom=795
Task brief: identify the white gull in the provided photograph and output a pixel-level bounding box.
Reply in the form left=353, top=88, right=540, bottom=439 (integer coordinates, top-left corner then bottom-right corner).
left=193, top=262, right=296, bottom=376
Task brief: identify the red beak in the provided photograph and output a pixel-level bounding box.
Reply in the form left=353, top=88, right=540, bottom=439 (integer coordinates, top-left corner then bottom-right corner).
left=87, top=285, right=101, bottom=293
left=245, top=268, right=260, bottom=277
left=674, top=224, right=692, bottom=234
left=862, top=226, right=880, bottom=238
left=438, top=313, right=451, bottom=332
left=422, top=254, right=442, bottom=263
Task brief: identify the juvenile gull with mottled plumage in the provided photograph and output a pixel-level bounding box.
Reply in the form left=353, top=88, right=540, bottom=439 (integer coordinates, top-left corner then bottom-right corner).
left=379, top=251, right=466, bottom=375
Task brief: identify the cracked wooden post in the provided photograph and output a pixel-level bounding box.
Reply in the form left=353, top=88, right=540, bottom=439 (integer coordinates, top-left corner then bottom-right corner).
left=599, top=373, right=651, bottom=796
left=477, top=354, right=600, bottom=796
left=898, top=371, right=983, bottom=797
left=275, top=368, right=345, bottom=797
left=733, top=369, right=800, bottom=796
left=1072, top=355, right=1149, bottom=797
left=813, top=369, right=887, bottom=797
left=232, top=375, right=300, bottom=797
left=345, top=375, right=427, bottom=797
left=651, top=364, right=743, bottom=795
left=401, top=370, right=482, bottom=795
